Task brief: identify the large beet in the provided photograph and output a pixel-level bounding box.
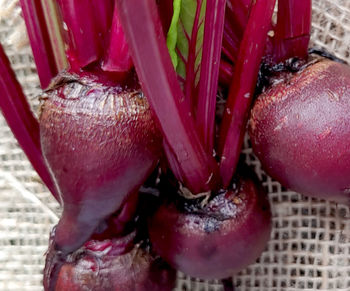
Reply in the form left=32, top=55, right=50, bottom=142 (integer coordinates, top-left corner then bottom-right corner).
left=40, top=72, right=162, bottom=254
left=249, top=58, right=350, bottom=204
left=44, top=230, right=176, bottom=291
left=148, top=167, right=271, bottom=279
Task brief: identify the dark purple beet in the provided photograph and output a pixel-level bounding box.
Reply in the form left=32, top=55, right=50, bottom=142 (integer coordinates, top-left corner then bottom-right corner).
left=44, top=230, right=176, bottom=291
left=249, top=58, right=350, bottom=204
left=40, top=72, right=162, bottom=254
left=148, top=168, right=271, bottom=279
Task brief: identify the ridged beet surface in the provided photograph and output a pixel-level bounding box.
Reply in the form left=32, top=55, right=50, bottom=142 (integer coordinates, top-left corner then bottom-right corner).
left=40, top=72, right=162, bottom=254
left=249, top=58, right=350, bottom=204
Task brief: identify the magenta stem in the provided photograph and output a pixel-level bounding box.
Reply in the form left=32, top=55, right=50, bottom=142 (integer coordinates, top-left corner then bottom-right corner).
left=116, top=0, right=219, bottom=193
left=183, top=0, right=203, bottom=108
left=56, top=0, right=102, bottom=70
left=219, top=60, right=234, bottom=86
left=225, top=0, right=251, bottom=39
left=222, top=24, right=240, bottom=63
left=218, top=0, right=276, bottom=188
left=196, top=0, right=226, bottom=153
left=273, top=0, right=311, bottom=62
left=0, top=44, right=59, bottom=201
left=39, top=0, right=68, bottom=72
left=221, top=0, right=252, bottom=63
left=20, top=0, right=58, bottom=88
left=102, top=4, right=133, bottom=73
left=91, top=0, right=115, bottom=44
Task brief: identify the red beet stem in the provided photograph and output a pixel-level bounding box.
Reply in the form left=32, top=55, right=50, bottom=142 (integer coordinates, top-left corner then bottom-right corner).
left=222, top=0, right=252, bottom=63
left=91, top=0, right=114, bottom=45
left=39, top=0, right=68, bottom=73
left=20, top=0, right=59, bottom=88
left=182, top=0, right=205, bottom=109
left=219, top=60, right=234, bottom=86
left=222, top=24, right=240, bottom=63
left=102, top=4, right=133, bottom=73
left=226, top=0, right=251, bottom=36
left=0, top=44, right=59, bottom=200
left=218, top=0, right=276, bottom=188
left=196, top=0, right=226, bottom=153
left=56, top=0, right=103, bottom=70
left=116, top=0, right=219, bottom=194
left=273, top=0, right=311, bottom=62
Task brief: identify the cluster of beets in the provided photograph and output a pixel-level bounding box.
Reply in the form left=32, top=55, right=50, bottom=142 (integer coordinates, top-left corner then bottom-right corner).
left=1, top=0, right=350, bottom=290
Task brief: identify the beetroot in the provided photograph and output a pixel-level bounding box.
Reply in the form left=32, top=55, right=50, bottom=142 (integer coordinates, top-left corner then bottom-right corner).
left=44, top=230, right=176, bottom=291
left=249, top=57, right=350, bottom=204
left=0, top=0, right=289, bottom=286
left=148, top=167, right=272, bottom=279
left=40, top=72, right=162, bottom=254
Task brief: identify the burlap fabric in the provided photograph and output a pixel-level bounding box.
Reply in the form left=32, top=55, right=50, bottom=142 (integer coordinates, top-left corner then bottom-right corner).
left=0, top=1, right=350, bottom=290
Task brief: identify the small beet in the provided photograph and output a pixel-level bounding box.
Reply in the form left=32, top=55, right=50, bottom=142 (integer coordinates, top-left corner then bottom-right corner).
left=249, top=58, right=350, bottom=204
left=40, top=72, right=162, bottom=254
left=148, top=167, right=271, bottom=279
left=44, top=230, right=176, bottom=291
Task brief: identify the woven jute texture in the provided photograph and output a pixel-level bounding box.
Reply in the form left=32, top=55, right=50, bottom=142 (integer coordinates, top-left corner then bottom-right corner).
left=1, top=1, right=350, bottom=290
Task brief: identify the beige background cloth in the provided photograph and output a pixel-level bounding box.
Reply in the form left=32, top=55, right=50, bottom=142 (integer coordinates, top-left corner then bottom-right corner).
left=0, top=0, right=350, bottom=290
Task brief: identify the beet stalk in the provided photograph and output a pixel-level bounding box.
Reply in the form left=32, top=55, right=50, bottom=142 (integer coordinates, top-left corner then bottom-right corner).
left=101, top=3, right=133, bottom=72
left=272, top=0, right=311, bottom=63
left=56, top=0, right=102, bottom=70
left=196, top=0, right=226, bottom=153
left=218, top=0, right=276, bottom=188
left=116, top=0, right=219, bottom=194
left=0, top=43, right=59, bottom=199
left=20, top=0, right=61, bottom=88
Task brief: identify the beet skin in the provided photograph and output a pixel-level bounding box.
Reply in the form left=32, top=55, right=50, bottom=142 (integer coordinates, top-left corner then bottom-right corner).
left=40, top=72, right=162, bottom=254
left=44, top=231, right=176, bottom=291
left=249, top=58, right=350, bottom=204
left=148, top=168, right=272, bottom=279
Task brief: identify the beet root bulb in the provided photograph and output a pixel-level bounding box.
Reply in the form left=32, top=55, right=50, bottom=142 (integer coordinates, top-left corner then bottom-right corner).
left=44, top=231, right=176, bottom=291
left=40, top=72, right=162, bottom=254
left=249, top=58, right=350, bottom=204
left=148, top=167, right=272, bottom=279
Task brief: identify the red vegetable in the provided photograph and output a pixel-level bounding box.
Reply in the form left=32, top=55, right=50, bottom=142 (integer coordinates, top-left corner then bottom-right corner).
left=40, top=72, right=162, bottom=254
left=44, top=230, right=176, bottom=291
left=249, top=57, right=350, bottom=204
left=148, top=167, right=271, bottom=279
left=3, top=0, right=315, bottom=285
left=248, top=0, right=350, bottom=203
